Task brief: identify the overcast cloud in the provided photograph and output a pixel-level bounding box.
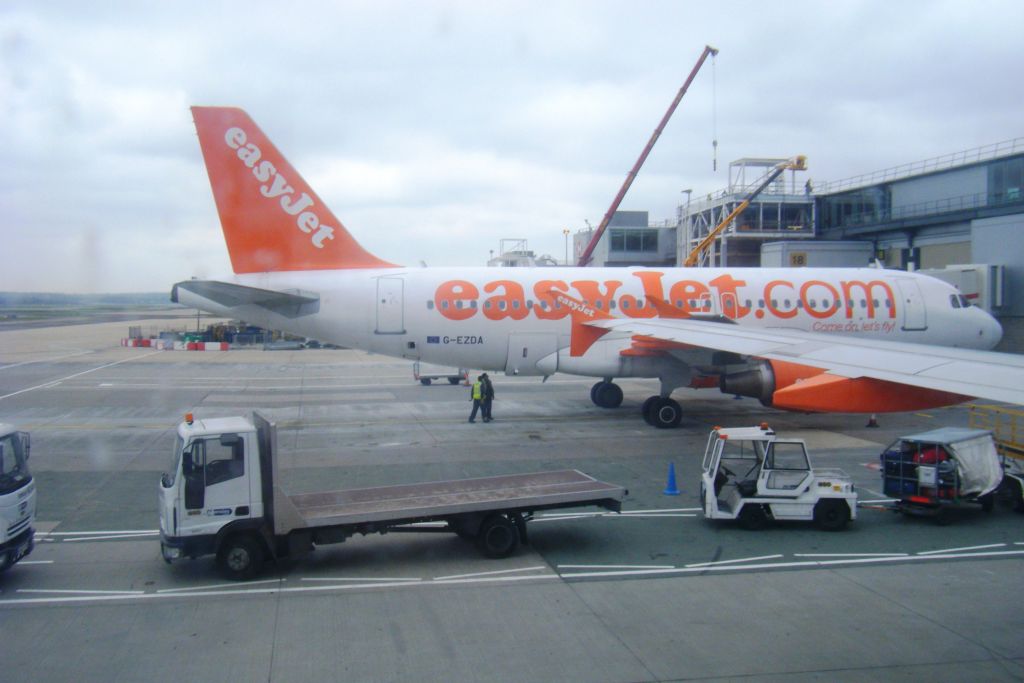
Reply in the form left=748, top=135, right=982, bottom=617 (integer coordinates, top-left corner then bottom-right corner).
left=1, top=0, right=1022, bottom=292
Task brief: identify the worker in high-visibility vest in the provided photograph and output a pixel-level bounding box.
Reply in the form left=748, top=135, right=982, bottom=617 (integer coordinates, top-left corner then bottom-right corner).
left=468, top=376, right=484, bottom=423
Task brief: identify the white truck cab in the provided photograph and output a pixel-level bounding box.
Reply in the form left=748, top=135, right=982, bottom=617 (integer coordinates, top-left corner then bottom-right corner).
left=0, top=423, right=36, bottom=571
left=699, top=424, right=857, bottom=530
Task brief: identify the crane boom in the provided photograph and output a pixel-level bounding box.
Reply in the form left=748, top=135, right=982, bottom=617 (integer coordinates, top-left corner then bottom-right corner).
left=683, top=155, right=807, bottom=267
left=577, top=45, right=718, bottom=267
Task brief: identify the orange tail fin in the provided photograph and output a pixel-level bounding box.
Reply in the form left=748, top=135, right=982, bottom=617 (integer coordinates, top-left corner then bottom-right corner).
left=191, top=106, right=397, bottom=273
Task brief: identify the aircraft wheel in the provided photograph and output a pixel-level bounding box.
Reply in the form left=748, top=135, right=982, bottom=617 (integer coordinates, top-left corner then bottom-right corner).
left=595, top=382, right=623, bottom=408
left=641, top=396, right=659, bottom=425
left=590, top=381, right=603, bottom=405
left=649, top=398, right=682, bottom=429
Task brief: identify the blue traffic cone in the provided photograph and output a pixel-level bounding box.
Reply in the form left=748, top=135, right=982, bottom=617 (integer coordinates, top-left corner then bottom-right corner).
left=663, top=462, right=680, bottom=496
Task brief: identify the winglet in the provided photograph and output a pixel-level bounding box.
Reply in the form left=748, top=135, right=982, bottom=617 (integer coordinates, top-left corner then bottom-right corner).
left=191, top=106, right=398, bottom=273
left=551, top=290, right=613, bottom=357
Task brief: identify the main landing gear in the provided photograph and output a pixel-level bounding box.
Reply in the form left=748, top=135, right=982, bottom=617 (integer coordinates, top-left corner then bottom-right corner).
left=589, top=380, right=683, bottom=429
left=641, top=396, right=682, bottom=429
left=590, top=380, right=623, bottom=408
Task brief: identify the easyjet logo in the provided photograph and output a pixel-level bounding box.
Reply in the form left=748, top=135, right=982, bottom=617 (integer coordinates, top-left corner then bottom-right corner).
left=223, top=127, right=335, bottom=249
left=434, top=271, right=898, bottom=325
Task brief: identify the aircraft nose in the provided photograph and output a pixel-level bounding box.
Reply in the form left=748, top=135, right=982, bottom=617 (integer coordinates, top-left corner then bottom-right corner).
left=978, top=309, right=1003, bottom=348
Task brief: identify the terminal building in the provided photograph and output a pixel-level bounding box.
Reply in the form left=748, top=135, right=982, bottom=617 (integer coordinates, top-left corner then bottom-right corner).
left=574, top=138, right=1024, bottom=351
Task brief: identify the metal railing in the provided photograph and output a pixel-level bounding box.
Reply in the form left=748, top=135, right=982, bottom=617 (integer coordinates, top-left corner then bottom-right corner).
left=836, top=191, right=1023, bottom=228
left=816, top=138, right=1024, bottom=194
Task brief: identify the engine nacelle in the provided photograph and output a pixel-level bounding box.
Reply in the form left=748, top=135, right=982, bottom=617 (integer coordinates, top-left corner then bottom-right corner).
left=721, top=360, right=969, bottom=413
left=720, top=360, right=824, bottom=407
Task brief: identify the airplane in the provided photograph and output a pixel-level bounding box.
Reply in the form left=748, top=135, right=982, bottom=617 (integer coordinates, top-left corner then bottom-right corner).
left=173, top=106, right=1024, bottom=428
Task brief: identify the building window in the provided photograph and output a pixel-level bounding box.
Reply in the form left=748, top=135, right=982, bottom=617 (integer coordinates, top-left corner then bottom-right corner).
left=609, top=228, right=659, bottom=253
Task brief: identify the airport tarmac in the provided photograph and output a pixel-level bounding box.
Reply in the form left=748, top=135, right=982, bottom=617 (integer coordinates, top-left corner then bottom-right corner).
left=1, top=317, right=1022, bottom=682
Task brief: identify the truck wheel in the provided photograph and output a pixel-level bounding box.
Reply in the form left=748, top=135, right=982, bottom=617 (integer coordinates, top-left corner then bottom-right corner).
left=218, top=534, right=264, bottom=580
left=448, top=377, right=461, bottom=385
left=476, top=514, right=519, bottom=558
left=420, top=378, right=432, bottom=386
left=737, top=504, right=769, bottom=530
left=813, top=499, right=850, bottom=531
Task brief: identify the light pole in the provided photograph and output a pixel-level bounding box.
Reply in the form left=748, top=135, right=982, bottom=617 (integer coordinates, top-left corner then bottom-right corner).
left=562, top=228, right=570, bottom=266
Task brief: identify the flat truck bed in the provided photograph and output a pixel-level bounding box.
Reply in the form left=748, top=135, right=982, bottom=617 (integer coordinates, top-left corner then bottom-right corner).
left=282, top=469, right=624, bottom=528
left=161, top=412, right=627, bottom=579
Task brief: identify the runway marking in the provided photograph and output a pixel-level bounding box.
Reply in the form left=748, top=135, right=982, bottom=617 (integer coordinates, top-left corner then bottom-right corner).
left=158, top=579, right=285, bottom=593
left=559, top=549, right=1024, bottom=579
left=38, top=530, right=158, bottom=538
left=0, top=350, right=94, bottom=371
left=0, top=351, right=162, bottom=401
left=17, top=588, right=146, bottom=595
left=64, top=532, right=159, bottom=542
left=300, top=577, right=421, bottom=583
left=18, top=560, right=54, bottom=565
left=917, top=543, right=1006, bottom=555
left=3, top=550, right=1022, bottom=608
left=685, top=554, right=783, bottom=568
left=557, top=564, right=675, bottom=570
left=794, top=553, right=908, bottom=558
left=434, top=566, right=547, bottom=581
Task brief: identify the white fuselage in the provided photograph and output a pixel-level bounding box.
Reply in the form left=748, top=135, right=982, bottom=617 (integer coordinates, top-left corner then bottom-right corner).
left=178, top=266, right=1002, bottom=379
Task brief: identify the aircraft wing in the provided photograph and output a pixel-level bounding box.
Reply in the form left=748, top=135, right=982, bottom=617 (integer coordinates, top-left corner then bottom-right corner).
left=171, top=280, right=320, bottom=318
left=587, top=316, right=1024, bottom=406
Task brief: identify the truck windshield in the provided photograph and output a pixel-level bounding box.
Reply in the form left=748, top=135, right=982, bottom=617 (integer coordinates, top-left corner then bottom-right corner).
left=0, top=432, right=31, bottom=495
left=162, top=435, right=184, bottom=488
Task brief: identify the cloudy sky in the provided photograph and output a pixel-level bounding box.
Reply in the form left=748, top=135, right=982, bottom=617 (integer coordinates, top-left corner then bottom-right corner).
left=2, top=0, right=1022, bottom=292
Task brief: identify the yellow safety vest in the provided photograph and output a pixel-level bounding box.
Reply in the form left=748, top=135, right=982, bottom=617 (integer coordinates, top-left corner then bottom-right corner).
left=472, top=381, right=483, bottom=399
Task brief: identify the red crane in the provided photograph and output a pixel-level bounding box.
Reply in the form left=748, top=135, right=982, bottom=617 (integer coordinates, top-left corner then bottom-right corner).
left=576, top=44, right=718, bottom=267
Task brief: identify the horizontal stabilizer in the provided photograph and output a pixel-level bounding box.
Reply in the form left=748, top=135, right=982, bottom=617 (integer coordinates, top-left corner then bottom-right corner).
left=172, top=280, right=320, bottom=318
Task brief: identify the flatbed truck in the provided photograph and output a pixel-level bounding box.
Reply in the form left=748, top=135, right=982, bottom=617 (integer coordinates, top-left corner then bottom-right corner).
left=0, top=423, right=35, bottom=572
left=159, top=412, right=626, bottom=579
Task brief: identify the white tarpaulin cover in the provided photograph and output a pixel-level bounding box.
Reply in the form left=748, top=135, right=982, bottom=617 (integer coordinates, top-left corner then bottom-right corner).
left=898, top=428, right=1003, bottom=497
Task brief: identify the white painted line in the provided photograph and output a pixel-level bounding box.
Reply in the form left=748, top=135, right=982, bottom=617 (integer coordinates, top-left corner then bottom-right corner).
left=620, top=508, right=701, bottom=515
left=794, top=553, right=908, bottom=558
left=613, top=513, right=697, bottom=518
left=531, top=515, right=594, bottom=523
left=18, top=560, right=55, bottom=565
left=0, top=350, right=93, bottom=371
left=0, top=574, right=561, bottom=606
left=64, top=533, right=160, bottom=542
left=158, top=579, right=285, bottom=593
left=0, top=351, right=163, bottom=401
left=537, top=511, right=605, bottom=518
left=561, top=549, right=1024, bottom=579
left=557, top=564, right=675, bottom=570
left=38, top=530, right=158, bottom=536
left=5, top=551, right=1024, bottom=607
left=300, top=577, right=422, bottom=583
left=917, top=543, right=1006, bottom=556
left=434, top=566, right=547, bottom=581
left=17, top=588, right=146, bottom=595
left=685, top=554, right=784, bottom=568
